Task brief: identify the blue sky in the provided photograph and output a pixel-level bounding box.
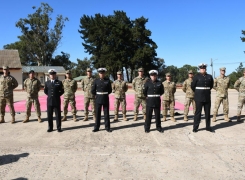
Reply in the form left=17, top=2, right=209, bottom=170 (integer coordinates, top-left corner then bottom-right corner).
left=1, top=0, right=245, bottom=76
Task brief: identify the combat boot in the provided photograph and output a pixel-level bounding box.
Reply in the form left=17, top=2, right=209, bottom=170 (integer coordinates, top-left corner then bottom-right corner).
left=23, top=116, right=29, bottom=123
left=123, top=114, right=128, bottom=121
left=0, top=116, right=5, bottom=123
left=73, top=115, right=78, bottom=122
left=93, top=115, right=96, bottom=122
left=237, top=115, right=242, bottom=122
left=61, top=115, right=67, bottom=121
left=171, top=116, right=176, bottom=122
left=184, top=115, right=188, bottom=121
left=133, top=114, right=138, bottom=121
left=212, top=115, right=216, bottom=122
left=11, top=116, right=15, bottom=124
left=224, top=114, right=230, bottom=122
left=38, top=116, right=43, bottom=123
left=114, top=115, right=118, bottom=121
left=143, top=114, right=146, bottom=120
left=83, top=114, right=88, bottom=121
left=162, top=116, right=166, bottom=122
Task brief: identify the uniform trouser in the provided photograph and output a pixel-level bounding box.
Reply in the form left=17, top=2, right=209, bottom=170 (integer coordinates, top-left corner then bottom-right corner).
left=162, top=100, right=175, bottom=116
left=0, top=97, right=15, bottom=116
left=145, top=106, right=161, bottom=131
left=84, top=97, right=95, bottom=115
left=63, top=97, right=76, bottom=115
left=213, top=97, right=229, bottom=115
left=134, top=97, right=146, bottom=115
left=237, top=96, right=245, bottom=115
left=26, top=97, right=41, bottom=117
left=193, top=101, right=211, bottom=130
left=114, top=98, right=126, bottom=115
left=47, top=105, right=61, bottom=130
left=184, top=97, right=196, bottom=115
left=94, top=103, right=110, bottom=130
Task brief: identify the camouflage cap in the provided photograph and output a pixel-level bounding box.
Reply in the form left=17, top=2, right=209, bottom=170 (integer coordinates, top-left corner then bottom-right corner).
left=138, top=68, right=144, bottom=72
left=165, top=73, right=171, bottom=77
left=87, top=68, right=92, bottom=72
left=117, top=71, right=122, bottom=75
left=220, top=67, right=226, bottom=71
left=29, top=70, right=35, bottom=74
left=66, top=70, right=71, bottom=74
left=188, top=70, right=193, bottom=74
left=3, top=66, right=9, bottom=70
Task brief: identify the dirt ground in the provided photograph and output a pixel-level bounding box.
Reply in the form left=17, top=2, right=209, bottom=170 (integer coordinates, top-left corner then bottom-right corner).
left=0, top=89, right=245, bottom=179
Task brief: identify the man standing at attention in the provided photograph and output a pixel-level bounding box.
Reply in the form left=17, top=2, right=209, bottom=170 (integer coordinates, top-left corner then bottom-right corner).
left=91, top=68, right=112, bottom=132
left=81, top=68, right=95, bottom=121
left=44, top=69, right=64, bottom=132
left=182, top=70, right=196, bottom=121
left=212, top=67, right=230, bottom=122
left=62, top=70, right=78, bottom=122
left=112, top=71, right=128, bottom=121
left=162, top=73, right=176, bottom=122
left=23, top=70, right=42, bottom=123
left=0, top=66, right=18, bottom=124
left=191, top=63, right=214, bottom=133
left=132, top=68, right=149, bottom=121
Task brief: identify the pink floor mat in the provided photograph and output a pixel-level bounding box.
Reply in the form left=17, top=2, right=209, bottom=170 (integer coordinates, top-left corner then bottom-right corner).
left=6, top=95, right=193, bottom=112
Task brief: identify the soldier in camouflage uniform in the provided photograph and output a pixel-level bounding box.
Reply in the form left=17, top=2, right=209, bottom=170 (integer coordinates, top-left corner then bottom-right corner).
left=0, top=66, right=18, bottom=124
left=23, top=70, right=42, bottom=123
left=132, top=68, right=149, bottom=121
left=234, top=68, right=245, bottom=122
left=212, top=67, right=230, bottom=122
left=182, top=70, right=196, bottom=121
left=112, top=71, right=128, bottom=121
left=162, top=73, right=176, bottom=122
left=61, top=70, right=78, bottom=122
left=81, top=68, right=96, bottom=121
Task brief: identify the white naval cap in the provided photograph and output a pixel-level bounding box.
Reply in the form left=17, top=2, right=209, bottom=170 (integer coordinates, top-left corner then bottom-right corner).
left=198, top=63, right=207, bottom=68
left=48, top=69, right=57, bottom=74
left=149, top=70, right=158, bottom=75
left=98, top=68, right=107, bottom=72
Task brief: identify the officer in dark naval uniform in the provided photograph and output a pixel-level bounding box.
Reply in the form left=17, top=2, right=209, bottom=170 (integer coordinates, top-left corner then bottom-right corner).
left=44, top=69, right=64, bottom=132
left=191, top=63, right=214, bottom=133
left=91, top=68, right=112, bottom=132
left=143, top=70, right=164, bottom=133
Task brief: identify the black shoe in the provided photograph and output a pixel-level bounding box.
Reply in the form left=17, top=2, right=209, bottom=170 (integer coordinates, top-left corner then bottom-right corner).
left=206, top=128, right=215, bottom=133
left=193, top=129, right=198, bottom=133
left=157, top=128, right=164, bottom=133
left=47, top=129, right=53, bottom=132
left=145, top=130, right=150, bottom=133
left=57, top=129, right=62, bottom=132
left=92, top=129, right=99, bottom=132
left=106, top=129, right=112, bottom=133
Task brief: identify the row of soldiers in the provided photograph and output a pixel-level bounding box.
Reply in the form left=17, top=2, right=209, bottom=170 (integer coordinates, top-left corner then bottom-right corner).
left=0, top=65, right=244, bottom=126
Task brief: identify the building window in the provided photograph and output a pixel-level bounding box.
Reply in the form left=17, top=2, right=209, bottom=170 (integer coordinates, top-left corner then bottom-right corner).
left=40, top=76, right=44, bottom=84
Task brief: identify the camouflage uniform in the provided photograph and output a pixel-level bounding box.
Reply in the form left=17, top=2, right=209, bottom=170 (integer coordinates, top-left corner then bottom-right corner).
left=162, top=74, right=176, bottom=122
left=212, top=68, right=230, bottom=122
left=23, top=76, right=42, bottom=123
left=81, top=68, right=95, bottom=121
left=132, top=68, right=149, bottom=121
left=0, top=66, right=18, bottom=123
left=62, top=71, right=78, bottom=121
left=112, top=71, right=128, bottom=121
left=234, top=69, right=245, bottom=122
left=182, top=74, right=195, bottom=121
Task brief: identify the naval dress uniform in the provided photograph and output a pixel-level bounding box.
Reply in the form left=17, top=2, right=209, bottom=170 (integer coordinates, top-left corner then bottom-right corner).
left=44, top=69, right=64, bottom=132
left=91, top=68, right=112, bottom=132
left=191, top=65, right=214, bottom=132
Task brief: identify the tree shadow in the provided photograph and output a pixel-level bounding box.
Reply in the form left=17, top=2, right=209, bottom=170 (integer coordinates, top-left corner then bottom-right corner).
left=113, top=122, right=145, bottom=130
left=0, top=153, right=29, bottom=166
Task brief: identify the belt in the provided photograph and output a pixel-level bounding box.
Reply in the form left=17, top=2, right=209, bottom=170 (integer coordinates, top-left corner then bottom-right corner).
left=147, top=95, right=160, bottom=97
left=196, top=87, right=210, bottom=89
left=96, top=92, right=108, bottom=94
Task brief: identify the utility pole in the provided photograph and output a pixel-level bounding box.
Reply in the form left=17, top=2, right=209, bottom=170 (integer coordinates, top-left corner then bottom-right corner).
left=211, top=58, right=213, bottom=77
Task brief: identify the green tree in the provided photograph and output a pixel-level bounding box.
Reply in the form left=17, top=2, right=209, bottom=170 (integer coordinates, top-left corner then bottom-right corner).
left=177, top=64, right=198, bottom=83
left=229, top=62, right=244, bottom=88
left=4, top=3, right=68, bottom=66
left=50, top=52, right=76, bottom=70
left=164, top=65, right=179, bottom=83
left=71, top=57, right=94, bottom=77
